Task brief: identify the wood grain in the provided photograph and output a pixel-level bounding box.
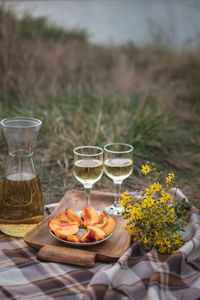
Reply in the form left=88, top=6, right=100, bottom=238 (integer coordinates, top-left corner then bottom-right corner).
left=24, top=190, right=131, bottom=265
left=37, top=245, right=96, bottom=266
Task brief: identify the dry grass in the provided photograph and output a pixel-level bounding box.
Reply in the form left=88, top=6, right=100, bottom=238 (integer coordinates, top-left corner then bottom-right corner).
left=0, top=7, right=199, bottom=207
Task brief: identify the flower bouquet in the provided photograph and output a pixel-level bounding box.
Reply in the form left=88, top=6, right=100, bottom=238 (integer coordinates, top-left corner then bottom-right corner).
left=120, top=163, right=189, bottom=254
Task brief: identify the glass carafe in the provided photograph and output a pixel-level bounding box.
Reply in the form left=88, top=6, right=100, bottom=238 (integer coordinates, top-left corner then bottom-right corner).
left=0, top=117, right=44, bottom=237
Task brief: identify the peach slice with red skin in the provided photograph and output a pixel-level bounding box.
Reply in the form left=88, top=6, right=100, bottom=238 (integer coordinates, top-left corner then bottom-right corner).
left=59, top=212, right=73, bottom=224
left=48, top=217, right=69, bottom=233
left=80, top=231, right=90, bottom=243
left=80, top=226, right=105, bottom=243
left=65, top=208, right=83, bottom=227
left=67, top=234, right=80, bottom=243
left=81, top=206, right=99, bottom=227
left=86, top=226, right=106, bottom=241
left=53, top=224, right=79, bottom=239
left=59, top=210, right=82, bottom=227
left=98, top=217, right=116, bottom=237
left=94, top=211, right=109, bottom=228
left=49, top=217, right=79, bottom=239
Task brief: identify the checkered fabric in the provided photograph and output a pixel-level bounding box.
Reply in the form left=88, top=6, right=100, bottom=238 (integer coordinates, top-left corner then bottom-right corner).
left=0, top=190, right=200, bottom=300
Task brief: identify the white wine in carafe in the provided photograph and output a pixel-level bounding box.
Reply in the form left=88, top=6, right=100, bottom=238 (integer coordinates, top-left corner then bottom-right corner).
left=0, top=173, right=44, bottom=237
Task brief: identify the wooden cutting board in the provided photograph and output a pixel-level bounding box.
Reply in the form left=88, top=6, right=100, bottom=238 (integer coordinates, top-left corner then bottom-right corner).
left=24, top=190, right=131, bottom=266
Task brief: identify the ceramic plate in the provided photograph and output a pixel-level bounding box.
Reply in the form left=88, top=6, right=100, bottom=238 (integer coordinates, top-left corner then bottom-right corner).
left=49, top=209, right=112, bottom=247
left=49, top=228, right=112, bottom=247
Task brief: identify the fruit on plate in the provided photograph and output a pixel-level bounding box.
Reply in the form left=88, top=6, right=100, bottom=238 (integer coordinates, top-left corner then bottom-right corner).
left=53, top=224, right=79, bottom=239
left=80, top=226, right=105, bottom=243
left=49, top=206, right=116, bottom=243
left=59, top=209, right=83, bottom=227
left=48, top=217, right=66, bottom=232
left=81, top=206, right=99, bottom=226
left=67, top=234, right=80, bottom=243
left=59, top=212, right=73, bottom=224
left=94, top=211, right=109, bottom=227
left=65, top=208, right=83, bottom=227
left=98, top=217, right=116, bottom=237
left=49, top=217, right=79, bottom=239
left=92, top=211, right=116, bottom=237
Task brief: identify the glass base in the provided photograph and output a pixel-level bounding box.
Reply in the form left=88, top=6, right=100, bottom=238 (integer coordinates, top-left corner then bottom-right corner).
left=104, top=204, right=123, bottom=216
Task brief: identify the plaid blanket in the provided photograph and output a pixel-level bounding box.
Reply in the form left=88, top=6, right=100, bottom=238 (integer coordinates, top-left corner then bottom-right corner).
left=0, top=189, right=200, bottom=300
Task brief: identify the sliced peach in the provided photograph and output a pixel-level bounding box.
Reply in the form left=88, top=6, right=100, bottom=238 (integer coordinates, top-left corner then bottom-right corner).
left=94, top=211, right=109, bottom=228
left=80, top=227, right=105, bottom=243
left=80, top=230, right=98, bottom=243
left=67, top=234, right=80, bottom=243
left=59, top=212, right=73, bottom=224
left=48, top=217, right=69, bottom=233
left=59, top=211, right=81, bottom=227
left=65, top=208, right=83, bottom=227
left=80, top=231, right=90, bottom=243
left=99, top=217, right=116, bottom=237
left=81, top=206, right=99, bottom=227
left=54, top=224, right=79, bottom=239
left=86, top=226, right=106, bottom=241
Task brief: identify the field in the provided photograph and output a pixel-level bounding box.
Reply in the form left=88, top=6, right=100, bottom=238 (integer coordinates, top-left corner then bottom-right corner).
left=0, top=8, right=200, bottom=207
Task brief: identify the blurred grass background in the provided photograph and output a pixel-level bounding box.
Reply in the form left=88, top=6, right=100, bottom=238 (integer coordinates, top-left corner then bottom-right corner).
left=0, top=8, right=199, bottom=206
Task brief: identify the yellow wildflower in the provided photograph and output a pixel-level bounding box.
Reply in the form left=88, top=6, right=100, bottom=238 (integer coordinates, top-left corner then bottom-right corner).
left=165, top=172, right=175, bottom=186
left=149, top=182, right=162, bottom=193
left=161, top=190, right=173, bottom=203
left=120, top=166, right=186, bottom=254
left=168, top=208, right=175, bottom=221
left=141, top=163, right=151, bottom=175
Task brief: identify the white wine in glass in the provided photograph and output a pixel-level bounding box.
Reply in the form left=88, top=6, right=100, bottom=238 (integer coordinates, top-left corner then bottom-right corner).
left=73, top=146, right=104, bottom=208
left=104, top=143, right=134, bottom=216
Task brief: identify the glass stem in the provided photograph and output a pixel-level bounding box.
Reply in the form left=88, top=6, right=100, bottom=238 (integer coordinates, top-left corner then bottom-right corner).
left=84, top=187, right=91, bottom=207
left=114, top=182, right=121, bottom=207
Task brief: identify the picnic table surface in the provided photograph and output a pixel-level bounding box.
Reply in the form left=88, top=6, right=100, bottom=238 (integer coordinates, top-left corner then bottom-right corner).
left=0, top=190, right=200, bottom=300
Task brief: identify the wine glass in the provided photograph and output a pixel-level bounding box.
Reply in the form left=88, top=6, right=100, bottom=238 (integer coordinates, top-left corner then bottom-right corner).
left=104, top=143, right=134, bottom=216
left=73, top=146, right=104, bottom=208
